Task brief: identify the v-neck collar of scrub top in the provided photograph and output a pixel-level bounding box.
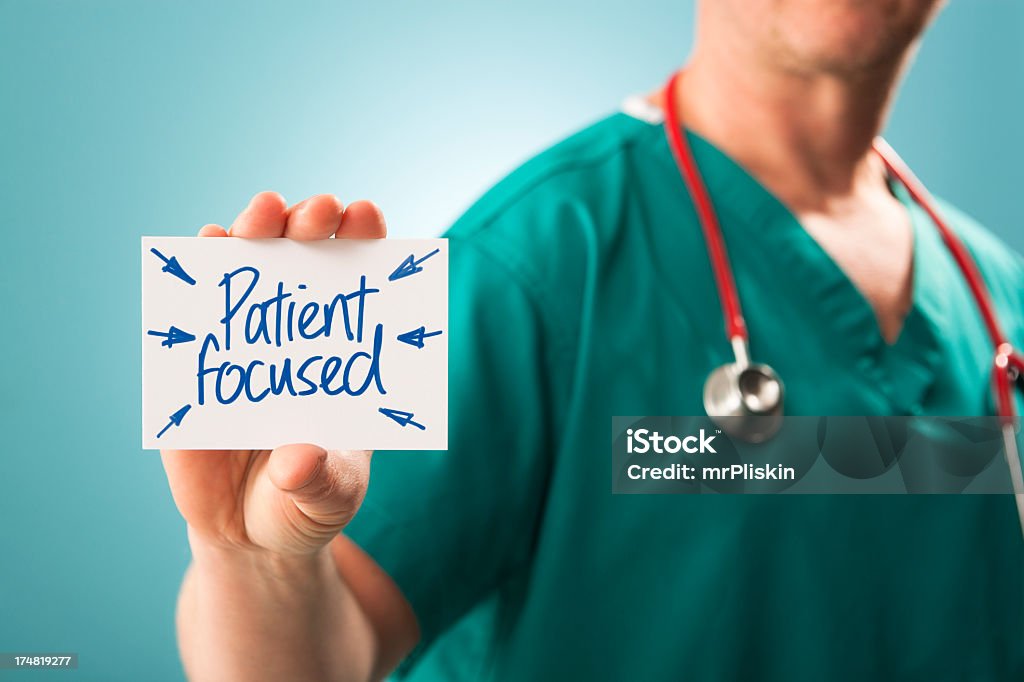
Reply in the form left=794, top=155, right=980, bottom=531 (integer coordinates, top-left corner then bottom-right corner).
left=621, top=96, right=947, bottom=415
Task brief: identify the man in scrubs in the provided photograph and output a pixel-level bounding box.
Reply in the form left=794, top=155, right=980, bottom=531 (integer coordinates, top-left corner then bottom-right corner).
left=161, top=0, right=1024, bottom=679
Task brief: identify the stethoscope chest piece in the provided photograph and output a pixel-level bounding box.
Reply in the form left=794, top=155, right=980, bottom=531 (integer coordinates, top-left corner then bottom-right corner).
left=703, top=357, right=785, bottom=444
left=663, top=70, right=1024, bottom=532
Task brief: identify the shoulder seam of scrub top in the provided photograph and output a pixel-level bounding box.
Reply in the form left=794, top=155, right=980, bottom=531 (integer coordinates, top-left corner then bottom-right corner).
left=620, top=95, right=664, bottom=124
left=449, top=113, right=656, bottom=246
left=443, top=112, right=660, bottom=342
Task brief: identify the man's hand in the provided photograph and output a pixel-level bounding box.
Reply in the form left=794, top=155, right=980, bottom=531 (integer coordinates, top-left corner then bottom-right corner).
left=160, top=192, right=416, bottom=682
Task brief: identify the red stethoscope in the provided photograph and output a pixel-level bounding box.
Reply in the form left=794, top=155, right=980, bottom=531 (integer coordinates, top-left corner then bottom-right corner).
left=662, top=72, right=1024, bottom=516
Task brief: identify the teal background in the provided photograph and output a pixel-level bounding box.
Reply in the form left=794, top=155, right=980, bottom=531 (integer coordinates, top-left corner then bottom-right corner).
left=0, top=1, right=1021, bottom=679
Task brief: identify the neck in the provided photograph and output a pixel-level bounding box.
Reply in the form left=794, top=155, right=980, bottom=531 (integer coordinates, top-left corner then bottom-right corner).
left=661, top=30, right=916, bottom=211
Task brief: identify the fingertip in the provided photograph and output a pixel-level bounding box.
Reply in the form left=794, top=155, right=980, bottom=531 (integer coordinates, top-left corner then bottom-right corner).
left=285, top=193, right=345, bottom=240
left=306, top=193, right=345, bottom=215
left=337, top=200, right=387, bottom=239
left=197, top=224, right=228, bottom=237
left=231, top=191, right=289, bottom=238
left=251, top=190, right=288, bottom=214
left=268, top=443, right=328, bottom=492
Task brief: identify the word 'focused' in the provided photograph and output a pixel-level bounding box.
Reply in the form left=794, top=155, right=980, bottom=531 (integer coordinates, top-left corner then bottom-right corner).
left=197, top=267, right=386, bottom=405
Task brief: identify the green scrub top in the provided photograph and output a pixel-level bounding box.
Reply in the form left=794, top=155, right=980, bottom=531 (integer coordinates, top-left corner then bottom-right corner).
left=345, top=101, right=1024, bottom=680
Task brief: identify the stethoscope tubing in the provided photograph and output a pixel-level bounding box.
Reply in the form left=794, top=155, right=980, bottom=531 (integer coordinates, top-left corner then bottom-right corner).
left=663, top=73, right=747, bottom=346
left=662, top=71, right=1024, bottom=533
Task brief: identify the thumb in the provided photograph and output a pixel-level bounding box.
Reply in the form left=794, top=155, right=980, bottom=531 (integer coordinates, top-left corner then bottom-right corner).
left=268, top=444, right=372, bottom=528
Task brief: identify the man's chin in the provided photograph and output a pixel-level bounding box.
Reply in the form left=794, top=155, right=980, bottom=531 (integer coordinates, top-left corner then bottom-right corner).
left=773, top=33, right=921, bottom=80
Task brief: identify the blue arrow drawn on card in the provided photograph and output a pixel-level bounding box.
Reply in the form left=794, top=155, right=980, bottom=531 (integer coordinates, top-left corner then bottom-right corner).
left=388, top=248, right=440, bottom=282
left=156, top=404, right=192, bottom=439
left=396, top=326, right=443, bottom=349
left=379, top=407, right=426, bottom=430
left=147, top=325, right=197, bottom=348
left=150, top=248, right=197, bottom=285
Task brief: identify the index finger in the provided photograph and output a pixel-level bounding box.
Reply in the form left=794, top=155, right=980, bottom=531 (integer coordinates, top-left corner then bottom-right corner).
left=336, top=200, right=387, bottom=239
left=229, top=191, right=289, bottom=238
left=283, top=194, right=344, bottom=240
